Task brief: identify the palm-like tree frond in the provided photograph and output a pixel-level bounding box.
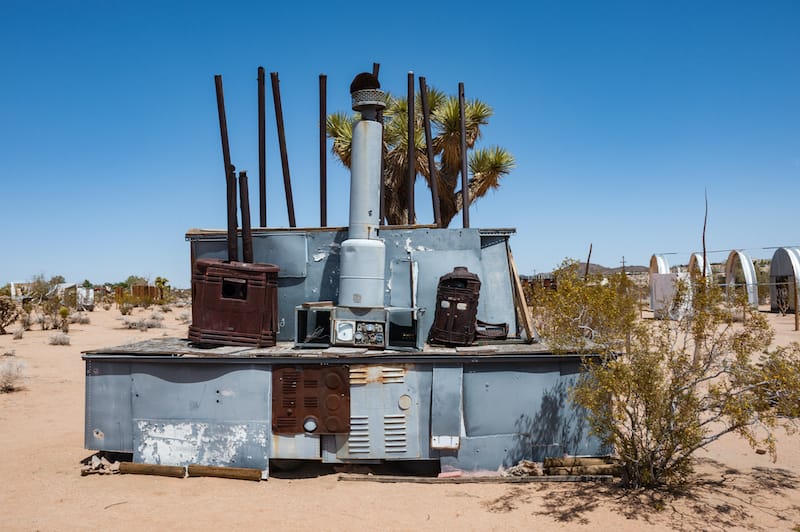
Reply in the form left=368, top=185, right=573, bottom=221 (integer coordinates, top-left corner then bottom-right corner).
left=454, top=146, right=515, bottom=213
left=326, top=112, right=354, bottom=167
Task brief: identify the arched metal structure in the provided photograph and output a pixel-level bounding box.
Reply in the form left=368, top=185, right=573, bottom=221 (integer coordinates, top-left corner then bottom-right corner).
left=687, top=253, right=713, bottom=278
left=769, top=247, right=800, bottom=313
left=649, top=254, right=670, bottom=274
left=724, top=250, right=758, bottom=307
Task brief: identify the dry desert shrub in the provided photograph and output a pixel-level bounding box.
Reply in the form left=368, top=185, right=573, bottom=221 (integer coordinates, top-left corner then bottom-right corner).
left=119, top=303, right=133, bottom=316
left=0, top=296, right=19, bottom=334
left=69, top=312, right=90, bottom=325
left=12, top=327, right=23, bottom=340
left=102, top=303, right=111, bottom=311
left=160, top=305, right=172, bottom=313
left=0, top=357, right=26, bottom=392
left=20, top=312, right=33, bottom=331
left=49, top=333, right=71, bottom=346
left=178, top=311, right=191, bottom=324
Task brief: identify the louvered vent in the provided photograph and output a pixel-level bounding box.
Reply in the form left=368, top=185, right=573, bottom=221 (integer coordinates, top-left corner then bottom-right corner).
left=348, top=415, right=370, bottom=454
left=350, top=367, right=369, bottom=385
left=381, top=367, right=405, bottom=384
left=384, top=414, right=407, bottom=453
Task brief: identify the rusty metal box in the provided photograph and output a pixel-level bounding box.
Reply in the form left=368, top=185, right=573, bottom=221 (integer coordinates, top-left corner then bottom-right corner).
left=428, top=266, right=481, bottom=346
left=189, top=258, right=279, bottom=347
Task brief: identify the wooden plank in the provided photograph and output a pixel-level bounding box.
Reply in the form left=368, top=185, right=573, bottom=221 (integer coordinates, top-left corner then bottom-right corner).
left=337, top=474, right=613, bottom=484
left=119, top=462, right=186, bottom=478
left=187, top=464, right=262, bottom=481
left=507, top=247, right=537, bottom=343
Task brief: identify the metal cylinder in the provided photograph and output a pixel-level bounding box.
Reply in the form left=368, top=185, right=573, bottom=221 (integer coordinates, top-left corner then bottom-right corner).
left=348, top=120, right=383, bottom=240
left=339, top=239, right=386, bottom=308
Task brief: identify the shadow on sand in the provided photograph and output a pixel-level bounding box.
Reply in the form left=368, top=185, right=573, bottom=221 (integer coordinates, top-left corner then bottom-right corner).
left=481, top=458, right=800, bottom=530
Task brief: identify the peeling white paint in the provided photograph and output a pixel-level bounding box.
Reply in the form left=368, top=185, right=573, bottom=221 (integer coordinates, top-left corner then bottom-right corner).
left=312, top=252, right=326, bottom=262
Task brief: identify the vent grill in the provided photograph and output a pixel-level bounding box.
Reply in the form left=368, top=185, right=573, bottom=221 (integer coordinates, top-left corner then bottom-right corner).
left=381, top=367, right=405, bottom=384
left=384, top=414, right=407, bottom=453
left=348, top=415, right=370, bottom=454
left=350, top=367, right=369, bottom=385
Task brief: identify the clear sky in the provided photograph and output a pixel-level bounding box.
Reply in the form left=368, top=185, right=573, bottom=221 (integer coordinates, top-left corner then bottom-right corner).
left=1, top=1, right=798, bottom=288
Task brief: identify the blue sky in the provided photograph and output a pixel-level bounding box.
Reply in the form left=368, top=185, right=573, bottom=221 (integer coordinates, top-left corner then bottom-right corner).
left=1, top=1, right=798, bottom=287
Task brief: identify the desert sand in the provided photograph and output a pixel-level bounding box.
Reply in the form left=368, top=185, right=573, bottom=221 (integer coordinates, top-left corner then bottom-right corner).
left=1, top=305, right=799, bottom=531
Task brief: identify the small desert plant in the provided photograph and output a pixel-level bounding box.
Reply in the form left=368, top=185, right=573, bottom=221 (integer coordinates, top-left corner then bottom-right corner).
left=178, top=311, right=191, bottom=324
left=49, top=333, right=71, bottom=345
left=0, top=296, right=19, bottom=334
left=119, top=303, right=133, bottom=316
left=20, top=312, right=33, bottom=331
left=150, top=311, right=164, bottom=321
left=160, top=305, right=173, bottom=313
left=12, top=327, right=23, bottom=340
left=0, top=358, right=26, bottom=392
left=102, top=303, right=111, bottom=311
left=144, top=318, right=164, bottom=329
left=59, top=307, right=70, bottom=333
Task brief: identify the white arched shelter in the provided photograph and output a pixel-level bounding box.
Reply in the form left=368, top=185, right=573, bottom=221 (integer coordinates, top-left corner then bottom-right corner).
left=769, top=247, right=800, bottom=313
left=724, top=250, right=758, bottom=307
left=688, top=253, right=713, bottom=279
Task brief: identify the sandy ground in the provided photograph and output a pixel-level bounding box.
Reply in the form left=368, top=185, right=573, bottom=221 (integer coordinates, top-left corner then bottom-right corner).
left=1, top=305, right=799, bottom=531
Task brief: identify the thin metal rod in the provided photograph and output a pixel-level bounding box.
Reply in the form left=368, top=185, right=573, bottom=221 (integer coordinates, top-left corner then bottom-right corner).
left=214, top=74, right=238, bottom=262
left=419, top=76, right=441, bottom=227
left=270, top=72, right=297, bottom=227
left=373, top=63, right=385, bottom=224
left=458, top=82, right=470, bottom=228
left=407, top=71, right=415, bottom=225
left=319, top=74, right=327, bottom=227
left=257, top=67, right=267, bottom=228
left=238, top=171, right=254, bottom=264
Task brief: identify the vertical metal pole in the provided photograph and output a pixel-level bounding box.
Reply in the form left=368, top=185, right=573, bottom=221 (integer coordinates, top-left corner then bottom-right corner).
left=373, top=63, right=386, bottom=224
left=214, top=74, right=238, bottom=262
left=458, top=82, right=470, bottom=229
left=319, top=74, right=327, bottom=227
left=257, top=67, right=267, bottom=228
left=270, top=72, right=297, bottom=227
left=238, top=171, right=254, bottom=264
left=419, top=76, right=441, bottom=227
left=407, top=71, right=415, bottom=225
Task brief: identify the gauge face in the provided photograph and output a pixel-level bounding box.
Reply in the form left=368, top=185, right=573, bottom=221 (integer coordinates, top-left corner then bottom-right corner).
left=335, top=321, right=355, bottom=343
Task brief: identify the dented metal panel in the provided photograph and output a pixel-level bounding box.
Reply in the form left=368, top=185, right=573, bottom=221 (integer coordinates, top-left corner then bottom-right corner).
left=189, top=227, right=517, bottom=341
left=331, top=364, right=425, bottom=460
left=133, top=420, right=269, bottom=471
left=431, top=365, right=463, bottom=450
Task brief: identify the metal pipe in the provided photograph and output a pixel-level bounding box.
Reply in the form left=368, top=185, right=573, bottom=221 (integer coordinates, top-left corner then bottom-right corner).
left=270, top=72, right=297, bottom=227
left=419, top=76, right=441, bottom=227
left=257, top=67, right=267, bottom=228
left=239, top=171, right=254, bottom=264
left=319, top=74, right=327, bottom=227
left=214, top=74, right=238, bottom=262
left=373, top=63, right=385, bottom=224
left=458, top=82, right=470, bottom=229
left=407, top=71, right=415, bottom=225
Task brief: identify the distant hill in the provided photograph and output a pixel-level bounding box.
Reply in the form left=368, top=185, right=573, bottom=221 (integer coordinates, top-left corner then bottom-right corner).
left=523, top=263, right=648, bottom=279
left=580, top=262, right=648, bottom=276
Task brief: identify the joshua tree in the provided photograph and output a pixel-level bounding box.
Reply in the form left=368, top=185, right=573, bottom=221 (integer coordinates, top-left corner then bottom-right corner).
left=327, top=87, right=514, bottom=226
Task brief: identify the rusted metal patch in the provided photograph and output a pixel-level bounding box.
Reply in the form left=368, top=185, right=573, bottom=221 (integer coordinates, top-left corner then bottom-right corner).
left=272, top=365, right=350, bottom=435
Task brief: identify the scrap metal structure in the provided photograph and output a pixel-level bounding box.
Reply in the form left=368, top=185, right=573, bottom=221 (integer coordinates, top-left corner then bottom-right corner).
left=83, top=68, right=604, bottom=478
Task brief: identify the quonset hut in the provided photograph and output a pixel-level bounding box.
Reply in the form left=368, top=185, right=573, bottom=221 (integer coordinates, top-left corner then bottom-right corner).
left=770, top=247, right=800, bottom=313
left=82, top=70, right=605, bottom=478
